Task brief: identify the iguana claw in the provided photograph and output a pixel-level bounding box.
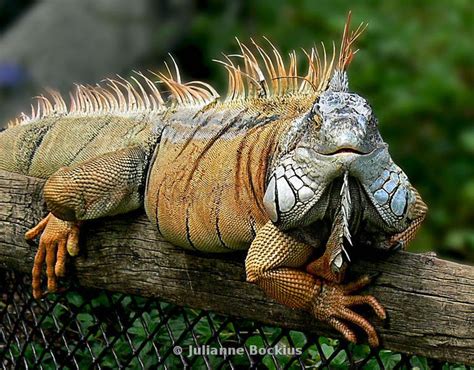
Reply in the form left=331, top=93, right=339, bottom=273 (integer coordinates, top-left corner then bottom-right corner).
left=25, top=213, right=80, bottom=299
left=312, top=275, right=386, bottom=347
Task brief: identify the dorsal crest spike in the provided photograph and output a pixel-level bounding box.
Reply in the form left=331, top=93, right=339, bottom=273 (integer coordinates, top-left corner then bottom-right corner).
left=323, top=11, right=367, bottom=93
left=337, top=11, right=367, bottom=71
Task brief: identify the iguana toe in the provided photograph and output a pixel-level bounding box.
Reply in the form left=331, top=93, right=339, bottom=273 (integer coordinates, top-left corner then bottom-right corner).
left=312, top=280, right=386, bottom=347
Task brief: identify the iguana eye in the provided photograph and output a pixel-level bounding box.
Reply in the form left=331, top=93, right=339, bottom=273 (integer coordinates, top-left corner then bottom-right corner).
left=312, top=112, right=322, bottom=129
left=310, top=101, right=322, bottom=129
left=312, top=100, right=320, bottom=113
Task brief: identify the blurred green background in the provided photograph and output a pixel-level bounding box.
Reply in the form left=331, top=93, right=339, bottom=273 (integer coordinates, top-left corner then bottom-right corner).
left=1, top=0, right=473, bottom=263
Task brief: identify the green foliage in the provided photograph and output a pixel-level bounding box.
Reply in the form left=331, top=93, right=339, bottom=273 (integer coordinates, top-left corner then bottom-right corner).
left=166, top=0, right=474, bottom=262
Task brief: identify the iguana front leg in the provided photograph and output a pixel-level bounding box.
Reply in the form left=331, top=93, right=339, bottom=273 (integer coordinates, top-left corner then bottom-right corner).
left=245, top=221, right=386, bottom=346
left=26, top=146, right=148, bottom=298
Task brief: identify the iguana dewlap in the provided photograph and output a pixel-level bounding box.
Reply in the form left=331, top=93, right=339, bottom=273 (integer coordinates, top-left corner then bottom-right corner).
left=0, top=14, right=427, bottom=347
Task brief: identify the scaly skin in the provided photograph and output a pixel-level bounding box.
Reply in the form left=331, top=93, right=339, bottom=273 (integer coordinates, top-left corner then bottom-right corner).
left=0, top=14, right=428, bottom=346
left=0, top=114, right=156, bottom=177
left=145, top=108, right=291, bottom=251
left=246, top=221, right=386, bottom=347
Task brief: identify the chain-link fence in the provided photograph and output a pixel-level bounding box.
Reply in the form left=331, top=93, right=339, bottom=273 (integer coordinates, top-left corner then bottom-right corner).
left=0, top=269, right=470, bottom=369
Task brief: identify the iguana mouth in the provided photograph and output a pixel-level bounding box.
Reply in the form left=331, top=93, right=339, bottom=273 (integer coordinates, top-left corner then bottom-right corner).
left=326, top=148, right=366, bottom=155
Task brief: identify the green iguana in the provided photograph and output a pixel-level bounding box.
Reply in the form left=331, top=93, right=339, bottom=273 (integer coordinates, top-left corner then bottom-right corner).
left=0, top=14, right=427, bottom=347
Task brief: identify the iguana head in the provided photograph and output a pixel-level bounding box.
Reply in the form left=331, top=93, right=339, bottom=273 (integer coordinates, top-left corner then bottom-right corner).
left=263, top=70, right=427, bottom=253
left=302, top=70, right=383, bottom=156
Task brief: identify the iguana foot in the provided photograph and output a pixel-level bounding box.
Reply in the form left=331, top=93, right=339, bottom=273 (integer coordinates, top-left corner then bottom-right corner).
left=312, top=275, right=386, bottom=347
left=25, top=213, right=80, bottom=299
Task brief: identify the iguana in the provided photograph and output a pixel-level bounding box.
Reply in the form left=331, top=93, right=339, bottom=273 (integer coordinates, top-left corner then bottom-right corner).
left=0, top=14, right=427, bottom=347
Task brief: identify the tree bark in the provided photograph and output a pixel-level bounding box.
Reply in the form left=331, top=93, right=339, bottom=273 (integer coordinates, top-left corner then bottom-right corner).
left=0, top=170, right=473, bottom=364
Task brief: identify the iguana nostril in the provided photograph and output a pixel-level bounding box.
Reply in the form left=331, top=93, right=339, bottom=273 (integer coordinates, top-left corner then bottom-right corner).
left=332, top=131, right=360, bottom=148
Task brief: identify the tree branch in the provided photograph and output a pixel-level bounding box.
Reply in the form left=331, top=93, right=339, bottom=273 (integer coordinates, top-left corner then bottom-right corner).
left=0, top=170, right=473, bottom=364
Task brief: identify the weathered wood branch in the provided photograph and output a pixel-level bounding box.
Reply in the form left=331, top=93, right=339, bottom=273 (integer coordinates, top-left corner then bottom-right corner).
left=0, top=170, right=473, bottom=364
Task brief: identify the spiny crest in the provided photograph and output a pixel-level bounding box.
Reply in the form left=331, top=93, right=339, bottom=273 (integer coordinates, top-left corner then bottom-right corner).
left=214, top=38, right=335, bottom=102
left=8, top=58, right=220, bottom=127
left=8, top=12, right=366, bottom=127
left=214, top=11, right=366, bottom=101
